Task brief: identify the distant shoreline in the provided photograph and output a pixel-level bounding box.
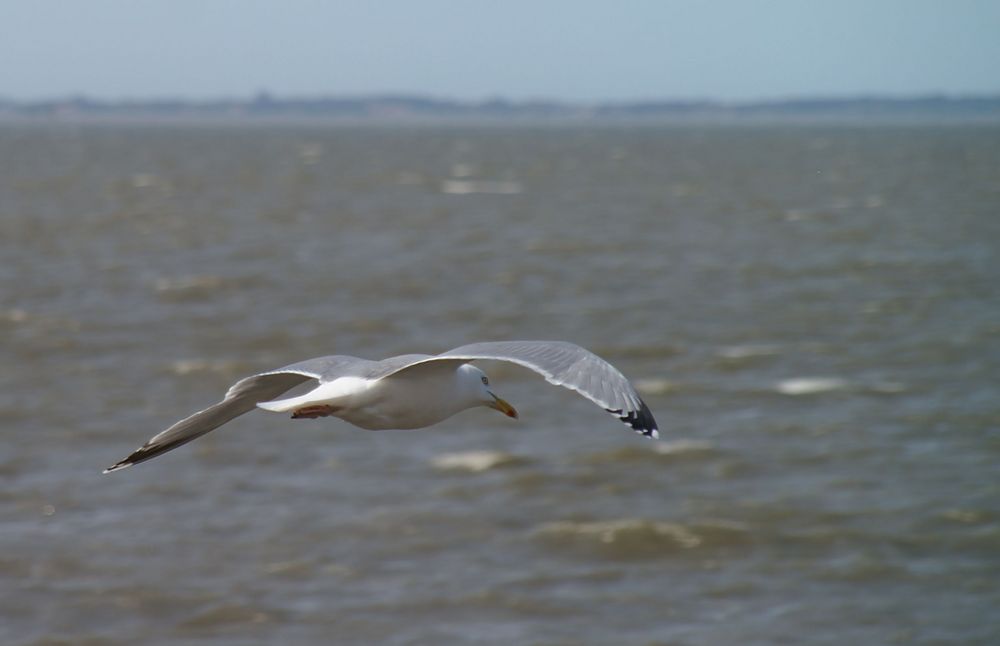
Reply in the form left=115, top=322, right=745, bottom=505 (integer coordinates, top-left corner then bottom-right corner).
left=2, top=93, right=999, bottom=124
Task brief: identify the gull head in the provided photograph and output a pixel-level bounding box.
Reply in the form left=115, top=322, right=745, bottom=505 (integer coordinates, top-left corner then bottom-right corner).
left=459, top=364, right=518, bottom=419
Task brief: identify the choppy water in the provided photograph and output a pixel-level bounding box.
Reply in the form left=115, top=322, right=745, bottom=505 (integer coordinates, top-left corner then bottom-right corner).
left=2, top=122, right=999, bottom=645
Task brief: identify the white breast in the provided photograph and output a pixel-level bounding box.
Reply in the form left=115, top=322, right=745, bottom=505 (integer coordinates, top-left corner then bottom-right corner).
left=341, top=370, right=471, bottom=430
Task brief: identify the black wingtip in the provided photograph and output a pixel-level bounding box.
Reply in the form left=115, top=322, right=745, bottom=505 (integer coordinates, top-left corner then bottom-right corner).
left=103, top=449, right=144, bottom=473
left=101, top=431, right=201, bottom=474
left=102, top=460, right=133, bottom=474
left=102, top=441, right=164, bottom=474
left=606, top=401, right=659, bottom=439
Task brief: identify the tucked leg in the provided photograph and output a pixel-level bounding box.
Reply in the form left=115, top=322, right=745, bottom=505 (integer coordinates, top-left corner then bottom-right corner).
left=290, top=405, right=339, bottom=419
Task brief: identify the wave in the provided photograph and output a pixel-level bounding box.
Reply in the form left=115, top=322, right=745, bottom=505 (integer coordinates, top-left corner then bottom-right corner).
left=154, top=275, right=228, bottom=301
left=774, top=377, right=907, bottom=396
left=579, top=440, right=720, bottom=465
left=430, top=450, right=529, bottom=473
left=440, top=179, right=522, bottom=195
left=533, top=518, right=751, bottom=559
left=774, top=377, right=851, bottom=395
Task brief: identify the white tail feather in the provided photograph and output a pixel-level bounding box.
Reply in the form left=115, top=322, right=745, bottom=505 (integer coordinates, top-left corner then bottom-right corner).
left=256, top=378, right=367, bottom=413
left=256, top=395, right=309, bottom=413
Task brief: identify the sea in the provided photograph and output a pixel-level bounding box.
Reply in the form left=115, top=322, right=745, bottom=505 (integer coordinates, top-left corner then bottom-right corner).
left=1, top=120, right=998, bottom=645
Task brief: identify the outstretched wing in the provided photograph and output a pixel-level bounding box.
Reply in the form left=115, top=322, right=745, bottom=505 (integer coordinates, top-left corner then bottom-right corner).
left=383, top=341, right=659, bottom=438
left=103, top=355, right=370, bottom=473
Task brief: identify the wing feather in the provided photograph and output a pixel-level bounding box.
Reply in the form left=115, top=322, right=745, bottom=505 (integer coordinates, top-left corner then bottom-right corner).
left=382, top=341, right=659, bottom=438
left=103, top=370, right=317, bottom=473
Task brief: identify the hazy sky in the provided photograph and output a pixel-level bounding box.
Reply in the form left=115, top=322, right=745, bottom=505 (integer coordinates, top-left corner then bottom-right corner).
left=3, top=0, right=998, bottom=101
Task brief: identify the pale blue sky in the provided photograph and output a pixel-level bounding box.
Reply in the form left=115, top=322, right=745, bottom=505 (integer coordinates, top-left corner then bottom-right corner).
left=2, top=0, right=998, bottom=101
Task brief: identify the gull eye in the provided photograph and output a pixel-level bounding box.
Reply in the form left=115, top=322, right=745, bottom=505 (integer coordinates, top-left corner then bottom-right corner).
left=481, top=376, right=489, bottom=385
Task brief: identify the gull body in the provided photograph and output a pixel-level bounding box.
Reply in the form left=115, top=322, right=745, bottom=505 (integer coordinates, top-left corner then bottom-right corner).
left=256, top=363, right=515, bottom=430
left=104, top=340, right=658, bottom=473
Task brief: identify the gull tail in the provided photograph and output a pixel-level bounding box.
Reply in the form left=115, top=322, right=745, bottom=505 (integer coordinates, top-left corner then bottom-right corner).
left=256, top=380, right=347, bottom=413
left=257, top=393, right=315, bottom=413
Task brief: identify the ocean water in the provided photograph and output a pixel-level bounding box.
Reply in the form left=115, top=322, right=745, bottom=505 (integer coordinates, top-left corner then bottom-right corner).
left=1, top=122, right=998, bottom=645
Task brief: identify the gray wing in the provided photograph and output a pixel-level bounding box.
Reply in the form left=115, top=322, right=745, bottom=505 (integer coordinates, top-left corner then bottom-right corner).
left=103, top=355, right=370, bottom=473
left=384, top=341, right=659, bottom=438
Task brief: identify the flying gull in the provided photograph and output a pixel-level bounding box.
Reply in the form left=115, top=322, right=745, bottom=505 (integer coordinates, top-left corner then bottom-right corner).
left=104, top=340, right=658, bottom=473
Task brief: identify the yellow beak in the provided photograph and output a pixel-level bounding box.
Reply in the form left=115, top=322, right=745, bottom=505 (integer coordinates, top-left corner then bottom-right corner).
left=488, top=393, right=519, bottom=419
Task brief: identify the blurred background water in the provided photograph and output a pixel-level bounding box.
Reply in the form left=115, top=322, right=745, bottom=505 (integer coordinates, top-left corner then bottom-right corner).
left=1, top=122, right=998, bottom=645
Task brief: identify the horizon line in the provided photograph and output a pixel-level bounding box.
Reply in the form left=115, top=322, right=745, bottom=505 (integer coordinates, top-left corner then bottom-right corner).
left=3, top=90, right=1000, bottom=106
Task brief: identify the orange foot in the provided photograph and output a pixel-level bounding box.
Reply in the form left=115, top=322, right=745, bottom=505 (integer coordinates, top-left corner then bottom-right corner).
left=291, top=405, right=339, bottom=419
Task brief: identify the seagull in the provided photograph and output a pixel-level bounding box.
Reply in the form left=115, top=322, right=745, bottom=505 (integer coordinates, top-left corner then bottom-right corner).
left=104, top=340, right=658, bottom=473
